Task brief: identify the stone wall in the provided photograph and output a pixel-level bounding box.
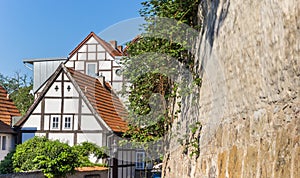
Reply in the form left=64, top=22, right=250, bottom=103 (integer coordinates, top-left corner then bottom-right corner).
left=163, top=0, right=299, bottom=177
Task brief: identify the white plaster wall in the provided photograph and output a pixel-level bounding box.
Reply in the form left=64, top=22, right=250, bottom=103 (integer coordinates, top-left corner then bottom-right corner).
left=100, top=71, right=111, bottom=82
left=73, top=115, right=78, bottom=130
left=34, top=102, right=42, bottom=113
left=65, top=61, right=74, bottom=68
left=80, top=115, right=102, bottom=130
left=88, top=53, right=96, bottom=60
left=45, top=99, right=61, bottom=113
left=112, top=68, right=122, bottom=81
left=64, top=82, right=79, bottom=97
left=106, top=52, right=114, bottom=60
left=45, top=81, right=62, bottom=97
left=64, top=99, right=79, bottom=113
left=35, top=133, right=46, bottom=137
left=48, top=133, right=74, bottom=146
left=98, top=60, right=111, bottom=70
left=56, top=73, right=62, bottom=80
left=78, top=45, right=87, bottom=52
left=88, top=44, right=96, bottom=52
left=75, top=61, right=85, bottom=71
left=86, top=37, right=97, bottom=44
left=22, top=115, right=41, bottom=130
left=77, top=133, right=102, bottom=147
left=44, top=115, right=50, bottom=130
left=78, top=53, right=86, bottom=60
left=97, top=44, right=105, bottom=51
left=97, top=52, right=105, bottom=60
left=81, top=101, right=92, bottom=114
left=112, top=82, right=123, bottom=93
left=68, top=55, right=77, bottom=62
left=0, top=134, right=14, bottom=161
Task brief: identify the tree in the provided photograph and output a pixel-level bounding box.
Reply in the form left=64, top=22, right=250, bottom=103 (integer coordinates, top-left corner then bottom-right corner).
left=13, top=137, right=78, bottom=178
left=0, top=72, right=34, bottom=115
left=121, top=0, right=201, bottom=144
left=0, top=150, right=15, bottom=174
left=11, top=137, right=108, bottom=178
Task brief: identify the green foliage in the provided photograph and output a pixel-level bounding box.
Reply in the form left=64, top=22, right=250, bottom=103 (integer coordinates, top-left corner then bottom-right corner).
left=12, top=137, right=108, bottom=178
left=0, top=72, right=34, bottom=115
left=72, top=142, right=108, bottom=167
left=0, top=150, right=15, bottom=174
left=140, top=0, right=200, bottom=28
left=121, top=0, right=201, bottom=145
left=13, top=137, right=78, bottom=178
left=188, top=122, right=202, bottom=158
left=9, top=85, right=34, bottom=115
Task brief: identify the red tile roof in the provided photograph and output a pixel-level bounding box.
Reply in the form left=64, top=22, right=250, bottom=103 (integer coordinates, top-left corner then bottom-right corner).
left=0, top=86, right=21, bottom=125
left=15, top=64, right=128, bottom=133
left=68, top=68, right=128, bottom=132
left=68, top=32, right=123, bottom=60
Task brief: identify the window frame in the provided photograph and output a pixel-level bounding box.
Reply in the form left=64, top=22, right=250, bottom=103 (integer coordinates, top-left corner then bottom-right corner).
left=63, top=115, right=72, bottom=130
left=86, top=63, right=97, bottom=77
left=1, top=136, right=7, bottom=150
left=135, top=151, right=145, bottom=170
left=51, top=115, right=60, bottom=130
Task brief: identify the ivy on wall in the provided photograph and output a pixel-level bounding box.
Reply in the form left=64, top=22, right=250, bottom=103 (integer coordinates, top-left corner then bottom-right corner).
left=122, top=0, right=201, bottom=147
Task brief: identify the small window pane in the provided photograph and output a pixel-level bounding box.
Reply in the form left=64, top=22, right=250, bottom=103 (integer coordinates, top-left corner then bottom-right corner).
left=64, top=116, right=71, bottom=129
left=52, top=117, right=59, bottom=129
left=87, top=63, right=96, bottom=76
left=2, top=136, right=6, bottom=150
left=136, top=152, right=145, bottom=169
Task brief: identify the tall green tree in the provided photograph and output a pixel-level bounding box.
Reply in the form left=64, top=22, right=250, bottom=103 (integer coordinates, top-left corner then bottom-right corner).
left=122, top=0, right=201, bottom=144
left=0, top=72, right=34, bottom=115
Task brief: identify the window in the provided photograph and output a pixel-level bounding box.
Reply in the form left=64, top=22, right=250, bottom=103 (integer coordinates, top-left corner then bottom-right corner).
left=86, top=63, right=96, bottom=76
left=64, top=116, right=72, bottom=129
left=1, top=136, right=7, bottom=150
left=136, top=152, right=145, bottom=170
left=51, top=116, right=60, bottom=129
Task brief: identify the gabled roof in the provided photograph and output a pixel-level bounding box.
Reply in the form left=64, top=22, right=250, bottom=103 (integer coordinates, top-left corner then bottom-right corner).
left=68, top=32, right=123, bottom=60
left=0, top=85, right=21, bottom=126
left=15, top=64, right=128, bottom=133
left=0, top=120, right=16, bottom=134
left=68, top=68, right=128, bottom=132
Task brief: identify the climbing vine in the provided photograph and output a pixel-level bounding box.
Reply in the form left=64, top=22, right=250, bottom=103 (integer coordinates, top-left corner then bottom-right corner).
left=122, top=0, right=201, bottom=145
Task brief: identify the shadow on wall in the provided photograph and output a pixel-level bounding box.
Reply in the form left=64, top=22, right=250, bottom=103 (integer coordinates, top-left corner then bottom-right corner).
left=198, top=0, right=230, bottom=78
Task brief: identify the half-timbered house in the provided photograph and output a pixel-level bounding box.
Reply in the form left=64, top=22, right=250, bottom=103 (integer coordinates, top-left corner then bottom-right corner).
left=14, top=32, right=145, bottom=177
left=0, top=86, right=21, bottom=160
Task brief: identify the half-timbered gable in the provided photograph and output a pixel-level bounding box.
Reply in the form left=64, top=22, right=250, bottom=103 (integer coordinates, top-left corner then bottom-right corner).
left=65, top=32, right=124, bottom=92
left=0, top=86, right=21, bottom=160
left=15, top=63, right=128, bottom=147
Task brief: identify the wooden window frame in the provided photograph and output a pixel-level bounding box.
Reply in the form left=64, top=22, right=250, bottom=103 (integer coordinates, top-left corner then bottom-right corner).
left=51, top=115, right=60, bottom=130
left=63, top=115, right=72, bottom=130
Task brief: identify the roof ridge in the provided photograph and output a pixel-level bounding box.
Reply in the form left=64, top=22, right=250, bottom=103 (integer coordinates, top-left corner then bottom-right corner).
left=67, top=32, right=123, bottom=62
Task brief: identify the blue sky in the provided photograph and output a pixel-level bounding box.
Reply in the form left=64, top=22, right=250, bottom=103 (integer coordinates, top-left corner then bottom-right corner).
left=0, top=0, right=144, bottom=77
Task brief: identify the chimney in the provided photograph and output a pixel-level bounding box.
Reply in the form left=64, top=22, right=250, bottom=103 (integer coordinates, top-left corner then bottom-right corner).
left=117, top=45, right=123, bottom=52
left=6, top=94, right=9, bottom=99
left=109, top=40, right=117, bottom=49
left=97, top=73, right=105, bottom=86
